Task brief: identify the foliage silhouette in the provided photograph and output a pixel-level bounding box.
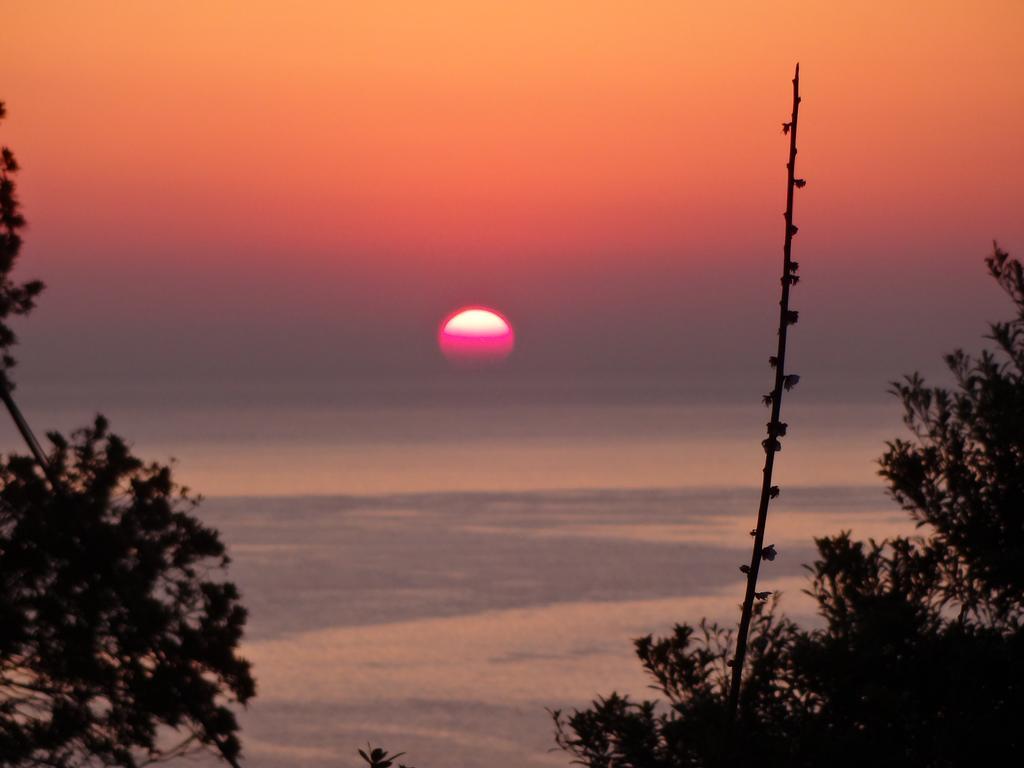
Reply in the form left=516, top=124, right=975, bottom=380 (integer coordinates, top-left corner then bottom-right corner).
left=358, top=744, right=416, bottom=768
left=0, top=418, right=255, bottom=766
left=552, top=247, right=1024, bottom=767
left=881, top=245, right=1024, bottom=622
left=0, top=104, right=254, bottom=765
left=0, top=100, right=44, bottom=379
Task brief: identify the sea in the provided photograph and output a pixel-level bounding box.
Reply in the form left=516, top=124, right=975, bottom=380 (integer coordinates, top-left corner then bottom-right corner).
left=8, top=399, right=912, bottom=767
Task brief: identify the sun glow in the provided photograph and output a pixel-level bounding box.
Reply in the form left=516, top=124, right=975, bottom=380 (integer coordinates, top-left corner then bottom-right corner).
left=439, top=307, right=515, bottom=365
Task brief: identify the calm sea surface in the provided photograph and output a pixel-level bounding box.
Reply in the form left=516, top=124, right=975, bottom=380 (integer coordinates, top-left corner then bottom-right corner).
left=5, top=401, right=911, bottom=766
left=197, top=486, right=907, bottom=768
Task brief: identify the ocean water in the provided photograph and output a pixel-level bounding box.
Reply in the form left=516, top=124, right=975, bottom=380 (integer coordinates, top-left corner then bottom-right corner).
left=21, top=400, right=903, bottom=496
left=196, top=485, right=909, bottom=768
left=3, top=399, right=912, bottom=765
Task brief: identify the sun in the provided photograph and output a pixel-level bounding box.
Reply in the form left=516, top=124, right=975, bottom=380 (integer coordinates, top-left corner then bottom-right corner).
left=438, top=306, right=515, bottom=366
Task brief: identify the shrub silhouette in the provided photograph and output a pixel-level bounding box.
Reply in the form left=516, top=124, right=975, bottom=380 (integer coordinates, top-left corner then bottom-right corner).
left=553, top=246, right=1024, bottom=768
left=0, top=100, right=44, bottom=378
left=881, top=246, right=1024, bottom=620
left=0, top=103, right=254, bottom=765
left=0, top=418, right=255, bottom=766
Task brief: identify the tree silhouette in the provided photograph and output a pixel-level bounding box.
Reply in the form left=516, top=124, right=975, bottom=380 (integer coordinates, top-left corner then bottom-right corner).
left=0, top=103, right=255, bottom=766
left=881, top=245, right=1024, bottom=622
left=0, top=100, right=44, bottom=379
left=553, top=247, right=1024, bottom=767
left=0, top=418, right=255, bottom=766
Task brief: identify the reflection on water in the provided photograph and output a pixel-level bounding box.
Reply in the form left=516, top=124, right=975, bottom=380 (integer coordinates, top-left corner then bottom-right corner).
left=193, top=486, right=908, bottom=768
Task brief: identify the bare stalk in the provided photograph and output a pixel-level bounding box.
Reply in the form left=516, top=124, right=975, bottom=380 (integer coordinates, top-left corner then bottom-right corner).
left=726, top=63, right=805, bottom=721
left=0, top=382, right=61, bottom=490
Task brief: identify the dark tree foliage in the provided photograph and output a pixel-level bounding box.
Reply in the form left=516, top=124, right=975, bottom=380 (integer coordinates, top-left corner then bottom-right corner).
left=0, top=100, right=44, bottom=378
left=881, top=246, right=1024, bottom=622
left=552, top=604, right=806, bottom=768
left=0, top=104, right=255, bottom=765
left=0, top=419, right=255, bottom=766
left=553, top=247, right=1024, bottom=768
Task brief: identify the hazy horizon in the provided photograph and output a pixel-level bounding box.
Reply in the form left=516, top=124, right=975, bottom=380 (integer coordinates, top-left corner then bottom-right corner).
left=3, top=1, right=1022, bottom=427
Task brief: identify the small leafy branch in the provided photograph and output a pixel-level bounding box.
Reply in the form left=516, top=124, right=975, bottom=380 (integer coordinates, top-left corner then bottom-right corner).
left=726, top=64, right=806, bottom=719
left=358, top=744, right=416, bottom=768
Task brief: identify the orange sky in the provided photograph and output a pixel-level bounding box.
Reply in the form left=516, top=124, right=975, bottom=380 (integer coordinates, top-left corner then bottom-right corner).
left=2, top=1, right=1023, bottom=405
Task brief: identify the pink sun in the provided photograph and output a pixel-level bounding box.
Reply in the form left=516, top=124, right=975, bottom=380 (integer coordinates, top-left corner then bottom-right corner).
left=439, top=306, right=515, bottom=366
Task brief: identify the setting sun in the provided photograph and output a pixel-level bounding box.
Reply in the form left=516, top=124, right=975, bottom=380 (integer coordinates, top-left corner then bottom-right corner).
left=439, top=306, right=515, bottom=365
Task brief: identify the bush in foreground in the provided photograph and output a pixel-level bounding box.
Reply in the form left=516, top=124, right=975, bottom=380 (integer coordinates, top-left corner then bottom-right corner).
left=552, top=247, right=1024, bottom=768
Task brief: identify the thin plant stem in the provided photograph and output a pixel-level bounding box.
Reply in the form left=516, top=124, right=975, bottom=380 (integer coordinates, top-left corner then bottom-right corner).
left=0, top=382, right=60, bottom=491
left=726, top=63, right=803, bottom=721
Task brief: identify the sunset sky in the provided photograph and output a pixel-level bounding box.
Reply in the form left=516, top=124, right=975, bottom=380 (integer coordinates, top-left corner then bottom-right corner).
left=3, top=1, right=1023, bottom=412
left=6, top=9, right=1024, bottom=767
